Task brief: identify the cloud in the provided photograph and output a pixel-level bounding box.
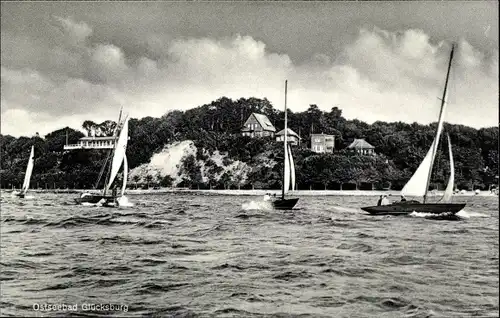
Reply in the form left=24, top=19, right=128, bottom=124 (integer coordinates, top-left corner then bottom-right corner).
left=1, top=19, right=498, bottom=137
left=53, top=16, right=92, bottom=47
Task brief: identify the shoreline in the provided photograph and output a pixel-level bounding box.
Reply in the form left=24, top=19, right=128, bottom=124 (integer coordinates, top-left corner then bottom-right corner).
left=1, top=188, right=496, bottom=197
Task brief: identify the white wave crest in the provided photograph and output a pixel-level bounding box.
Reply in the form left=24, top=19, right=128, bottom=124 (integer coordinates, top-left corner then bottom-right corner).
left=241, top=200, right=273, bottom=211
left=118, top=196, right=134, bottom=207
left=81, top=202, right=98, bottom=207
left=456, top=209, right=489, bottom=218
left=409, top=211, right=438, bottom=218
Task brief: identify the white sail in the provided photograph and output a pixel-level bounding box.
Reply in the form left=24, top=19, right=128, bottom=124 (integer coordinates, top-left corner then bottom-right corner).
left=441, top=134, right=455, bottom=203
left=106, top=117, right=129, bottom=191
left=288, top=144, right=296, bottom=191
left=121, top=155, right=128, bottom=196
left=21, top=146, right=35, bottom=194
left=401, top=137, right=440, bottom=197
left=283, top=138, right=290, bottom=193
left=282, top=80, right=290, bottom=195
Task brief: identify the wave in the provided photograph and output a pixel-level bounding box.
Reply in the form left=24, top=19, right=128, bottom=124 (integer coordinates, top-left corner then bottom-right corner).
left=241, top=200, right=273, bottom=211
left=117, top=196, right=134, bottom=207
left=456, top=209, right=489, bottom=218
left=136, top=282, right=189, bottom=295
left=409, top=212, right=463, bottom=220
left=331, top=206, right=360, bottom=214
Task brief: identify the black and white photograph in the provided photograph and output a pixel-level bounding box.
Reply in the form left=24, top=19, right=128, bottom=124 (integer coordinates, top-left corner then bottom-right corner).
left=1, top=0, right=498, bottom=317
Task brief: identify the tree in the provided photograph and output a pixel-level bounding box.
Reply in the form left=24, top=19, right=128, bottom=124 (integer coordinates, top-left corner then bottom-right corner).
left=145, top=175, right=153, bottom=189
left=160, top=175, right=174, bottom=188
left=132, top=175, right=140, bottom=189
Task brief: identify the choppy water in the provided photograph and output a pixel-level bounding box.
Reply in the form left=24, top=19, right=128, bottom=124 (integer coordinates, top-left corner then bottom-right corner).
left=1, top=193, right=498, bottom=317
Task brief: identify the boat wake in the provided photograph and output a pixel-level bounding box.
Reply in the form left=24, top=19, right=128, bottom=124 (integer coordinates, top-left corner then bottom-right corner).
left=241, top=200, right=273, bottom=211
left=456, top=209, right=489, bottom=218
left=332, top=206, right=360, bottom=214
left=81, top=202, right=99, bottom=207
left=117, top=196, right=134, bottom=207
left=409, top=211, right=463, bottom=220
left=9, top=192, right=34, bottom=199
left=409, top=208, right=489, bottom=220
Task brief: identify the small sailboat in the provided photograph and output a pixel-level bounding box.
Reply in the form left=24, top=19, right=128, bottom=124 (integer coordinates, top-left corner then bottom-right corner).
left=361, top=44, right=465, bottom=216
left=271, top=80, right=299, bottom=210
left=16, top=145, right=35, bottom=199
left=75, top=111, right=130, bottom=207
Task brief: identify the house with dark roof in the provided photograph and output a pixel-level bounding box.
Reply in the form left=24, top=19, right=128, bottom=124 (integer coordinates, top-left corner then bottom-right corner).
left=347, top=138, right=375, bottom=155
left=275, top=128, right=300, bottom=146
left=311, top=133, right=335, bottom=153
left=241, top=113, right=276, bottom=138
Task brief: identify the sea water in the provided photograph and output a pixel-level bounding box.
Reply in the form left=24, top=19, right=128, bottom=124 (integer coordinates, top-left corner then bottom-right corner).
left=1, top=193, right=498, bottom=317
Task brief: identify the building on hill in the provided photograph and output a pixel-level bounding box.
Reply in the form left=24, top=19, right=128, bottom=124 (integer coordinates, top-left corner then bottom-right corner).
left=275, top=128, right=300, bottom=145
left=64, top=136, right=118, bottom=150
left=241, top=113, right=276, bottom=138
left=311, top=133, right=335, bottom=153
left=347, top=138, right=375, bottom=155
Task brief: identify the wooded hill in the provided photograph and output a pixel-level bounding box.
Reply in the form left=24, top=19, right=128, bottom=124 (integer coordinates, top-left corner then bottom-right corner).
left=1, top=97, right=498, bottom=191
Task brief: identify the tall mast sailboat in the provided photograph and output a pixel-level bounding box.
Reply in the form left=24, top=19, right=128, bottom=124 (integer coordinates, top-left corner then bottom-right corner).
left=361, top=44, right=465, bottom=216
left=16, top=145, right=35, bottom=199
left=74, top=110, right=130, bottom=207
left=272, top=80, right=299, bottom=210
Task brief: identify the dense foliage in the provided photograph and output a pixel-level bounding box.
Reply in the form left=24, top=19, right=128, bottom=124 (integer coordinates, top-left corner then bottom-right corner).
left=1, top=97, right=498, bottom=191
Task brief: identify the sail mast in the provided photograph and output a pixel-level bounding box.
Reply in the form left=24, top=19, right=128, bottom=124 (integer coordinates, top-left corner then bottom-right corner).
left=423, top=44, right=455, bottom=203
left=282, top=80, right=288, bottom=199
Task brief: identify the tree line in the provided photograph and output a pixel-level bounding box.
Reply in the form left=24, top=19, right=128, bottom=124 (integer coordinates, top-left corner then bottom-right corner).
left=1, top=97, right=498, bottom=191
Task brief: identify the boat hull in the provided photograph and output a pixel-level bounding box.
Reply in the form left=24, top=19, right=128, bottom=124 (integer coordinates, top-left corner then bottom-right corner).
left=16, top=193, right=25, bottom=199
left=361, top=203, right=466, bottom=215
left=272, top=198, right=299, bottom=210
left=75, top=194, right=117, bottom=205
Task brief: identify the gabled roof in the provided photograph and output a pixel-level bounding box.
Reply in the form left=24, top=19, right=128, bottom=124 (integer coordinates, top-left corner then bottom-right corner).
left=246, top=113, right=276, bottom=132
left=311, top=133, right=334, bottom=138
left=276, top=128, right=300, bottom=138
left=347, top=138, right=375, bottom=149
left=80, top=136, right=117, bottom=140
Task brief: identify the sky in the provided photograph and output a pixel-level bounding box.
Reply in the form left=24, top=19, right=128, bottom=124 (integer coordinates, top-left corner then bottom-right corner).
left=1, top=1, right=498, bottom=137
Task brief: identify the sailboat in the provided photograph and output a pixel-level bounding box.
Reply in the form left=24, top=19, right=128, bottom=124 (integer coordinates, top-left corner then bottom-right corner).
left=16, top=145, right=35, bottom=199
left=272, top=80, right=299, bottom=210
left=74, top=111, right=130, bottom=207
left=361, top=44, right=465, bottom=216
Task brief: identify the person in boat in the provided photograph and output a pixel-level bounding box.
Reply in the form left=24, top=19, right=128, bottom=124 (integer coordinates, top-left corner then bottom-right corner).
left=381, top=195, right=390, bottom=205
left=400, top=195, right=407, bottom=202
left=377, top=195, right=383, bottom=206
left=263, top=193, right=271, bottom=201
left=111, top=185, right=119, bottom=205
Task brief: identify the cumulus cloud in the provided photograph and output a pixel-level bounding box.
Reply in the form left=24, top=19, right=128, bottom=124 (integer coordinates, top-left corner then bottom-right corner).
left=1, top=18, right=498, bottom=137
left=53, top=16, right=92, bottom=47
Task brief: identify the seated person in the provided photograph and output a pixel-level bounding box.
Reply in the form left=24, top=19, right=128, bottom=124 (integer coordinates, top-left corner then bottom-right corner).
left=377, top=195, right=383, bottom=206
left=381, top=195, right=390, bottom=205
